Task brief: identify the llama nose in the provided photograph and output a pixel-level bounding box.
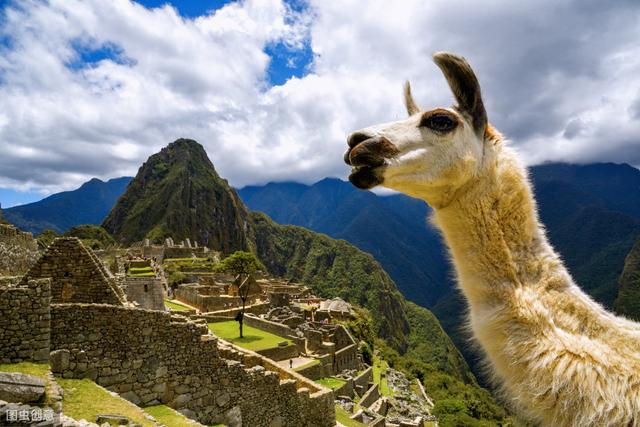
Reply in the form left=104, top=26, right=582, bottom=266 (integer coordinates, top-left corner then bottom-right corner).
left=348, top=131, right=375, bottom=148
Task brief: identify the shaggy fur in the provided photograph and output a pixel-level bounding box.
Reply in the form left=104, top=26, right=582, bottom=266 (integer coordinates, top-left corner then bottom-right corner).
left=346, top=52, right=640, bottom=426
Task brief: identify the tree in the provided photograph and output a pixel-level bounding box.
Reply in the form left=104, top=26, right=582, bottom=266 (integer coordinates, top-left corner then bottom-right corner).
left=218, top=251, right=263, bottom=337
left=37, top=229, right=60, bottom=249
left=217, top=251, right=262, bottom=276
left=64, top=224, right=116, bottom=250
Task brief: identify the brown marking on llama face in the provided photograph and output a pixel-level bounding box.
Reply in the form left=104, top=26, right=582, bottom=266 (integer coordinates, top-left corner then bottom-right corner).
left=419, top=108, right=460, bottom=133
left=344, top=134, right=399, bottom=189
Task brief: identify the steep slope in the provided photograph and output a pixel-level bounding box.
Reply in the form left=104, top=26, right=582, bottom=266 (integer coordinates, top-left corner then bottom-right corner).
left=615, top=238, right=640, bottom=321
left=251, top=211, right=410, bottom=351
left=241, top=179, right=452, bottom=307
left=102, top=139, right=252, bottom=253
left=4, top=177, right=131, bottom=234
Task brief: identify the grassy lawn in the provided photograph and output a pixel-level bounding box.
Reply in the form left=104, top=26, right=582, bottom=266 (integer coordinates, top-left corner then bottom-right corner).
left=144, top=405, right=203, bottom=426
left=294, top=359, right=320, bottom=371
left=0, top=361, right=50, bottom=379
left=165, top=299, right=192, bottom=311
left=207, top=321, right=292, bottom=351
left=372, top=356, right=392, bottom=397
left=335, top=405, right=365, bottom=427
left=164, top=257, right=209, bottom=262
left=129, top=272, right=156, bottom=277
left=56, top=378, right=155, bottom=427
left=128, top=267, right=155, bottom=278
left=315, top=377, right=346, bottom=390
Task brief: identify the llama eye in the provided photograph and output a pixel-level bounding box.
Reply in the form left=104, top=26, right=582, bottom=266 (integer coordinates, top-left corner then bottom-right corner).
left=420, top=114, right=456, bottom=132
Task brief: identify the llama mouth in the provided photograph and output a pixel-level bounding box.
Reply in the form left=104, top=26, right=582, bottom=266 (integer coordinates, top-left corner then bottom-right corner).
left=348, top=165, right=384, bottom=190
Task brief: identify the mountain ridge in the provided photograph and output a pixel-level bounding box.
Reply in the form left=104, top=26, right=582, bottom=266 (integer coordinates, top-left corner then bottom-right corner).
left=4, top=176, right=132, bottom=234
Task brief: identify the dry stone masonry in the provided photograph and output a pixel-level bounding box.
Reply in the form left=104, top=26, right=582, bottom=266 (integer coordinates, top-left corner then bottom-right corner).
left=50, top=304, right=334, bottom=426
left=21, top=238, right=125, bottom=305
left=0, top=224, right=39, bottom=276
left=0, top=277, right=51, bottom=363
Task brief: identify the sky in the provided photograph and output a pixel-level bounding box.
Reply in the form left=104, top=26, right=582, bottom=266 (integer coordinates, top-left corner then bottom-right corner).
left=0, top=0, right=639, bottom=207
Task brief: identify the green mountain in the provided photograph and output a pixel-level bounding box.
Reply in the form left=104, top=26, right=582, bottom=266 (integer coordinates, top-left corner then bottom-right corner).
left=4, top=177, right=131, bottom=235
left=615, top=238, right=640, bottom=320
left=102, top=139, right=253, bottom=254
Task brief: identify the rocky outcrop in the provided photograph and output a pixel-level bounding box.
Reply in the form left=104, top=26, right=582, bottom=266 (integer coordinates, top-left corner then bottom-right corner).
left=0, top=373, right=46, bottom=404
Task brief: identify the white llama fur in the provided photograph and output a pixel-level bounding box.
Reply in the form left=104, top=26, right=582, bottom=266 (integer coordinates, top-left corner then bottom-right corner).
left=345, top=52, right=640, bottom=426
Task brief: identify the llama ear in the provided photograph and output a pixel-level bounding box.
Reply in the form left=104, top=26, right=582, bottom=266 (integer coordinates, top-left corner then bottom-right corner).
left=432, top=52, right=487, bottom=136
left=404, top=81, right=420, bottom=116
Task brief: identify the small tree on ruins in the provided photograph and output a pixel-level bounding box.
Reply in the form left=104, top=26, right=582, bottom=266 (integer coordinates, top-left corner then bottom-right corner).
left=217, top=251, right=263, bottom=338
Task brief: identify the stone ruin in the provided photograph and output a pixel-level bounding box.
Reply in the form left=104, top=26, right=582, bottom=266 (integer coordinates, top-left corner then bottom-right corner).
left=0, top=237, right=335, bottom=426
left=21, top=237, right=126, bottom=305
left=137, top=237, right=217, bottom=262
left=0, top=224, right=39, bottom=277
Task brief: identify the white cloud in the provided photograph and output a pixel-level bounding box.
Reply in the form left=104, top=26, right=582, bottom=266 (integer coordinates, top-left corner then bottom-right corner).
left=0, top=0, right=639, bottom=196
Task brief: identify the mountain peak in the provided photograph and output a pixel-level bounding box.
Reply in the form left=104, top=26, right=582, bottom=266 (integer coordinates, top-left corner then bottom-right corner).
left=102, top=139, right=250, bottom=253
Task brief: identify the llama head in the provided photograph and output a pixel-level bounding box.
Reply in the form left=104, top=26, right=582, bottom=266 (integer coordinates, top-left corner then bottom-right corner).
left=344, top=52, right=492, bottom=206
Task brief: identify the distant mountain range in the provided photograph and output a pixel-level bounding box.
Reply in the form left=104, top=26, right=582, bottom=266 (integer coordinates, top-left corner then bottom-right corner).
left=3, top=177, right=131, bottom=234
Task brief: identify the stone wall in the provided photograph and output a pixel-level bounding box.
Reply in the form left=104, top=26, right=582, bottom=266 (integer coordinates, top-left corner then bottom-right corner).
left=331, top=325, right=355, bottom=351
left=359, top=383, right=380, bottom=408
left=50, top=304, right=334, bottom=426
left=256, top=344, right=299, bottom=362
left=175, top=284, right=260, bottom=313
left=164, top=247, right=208, bottom=259
left=124, top=277, right=165, bottom=311
left=333, top=378, right=354, bottom=398
left=0, top=277, right=51, bottom=363
left=334, top=344, right=359, bottom=373
left=22, top=238, right=125, bottom=305
left=295, top=358, right=332, bottom=381
left=0, top=224, right=39, bottom=276
left=243, top=314, right=295, bottom=340
left=354, top=367, right=373, bottom=389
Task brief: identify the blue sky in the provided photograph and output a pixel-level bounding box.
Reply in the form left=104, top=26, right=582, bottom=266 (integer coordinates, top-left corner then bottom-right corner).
left=0, top=0, right=639, bottom=209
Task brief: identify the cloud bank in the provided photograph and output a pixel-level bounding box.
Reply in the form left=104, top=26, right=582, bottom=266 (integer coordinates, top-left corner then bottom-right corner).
left=0, top=0, right=639, bottom=195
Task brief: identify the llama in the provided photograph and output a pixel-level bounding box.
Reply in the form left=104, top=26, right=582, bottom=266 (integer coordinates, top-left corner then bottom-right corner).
left=344, top=52, right=640, bottom=426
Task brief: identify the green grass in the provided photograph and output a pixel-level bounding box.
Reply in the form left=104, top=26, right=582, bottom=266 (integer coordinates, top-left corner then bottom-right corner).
left=144, top=405, right=202, bottom=426
left=315, top=377, right=346, bottom=390
left=335, top=405, right=365, bottom=427
left=207, top=321, right=292, bottom=351
left=164, top=299, right=192, bottom=311
left=128, top=266, right=155, bottom=277
left=129, top=271, right=156, bottom=277
left=164, top=257, right=209, bottom=262
left=372, top=356, right=392, bottom=397
left=129, top=266, right=153, bottom=272
left=0, top=362, right=50, bottom=379
left=294, top=359, right=320, bottom=371
left=56, top=377, right=155, bottom=427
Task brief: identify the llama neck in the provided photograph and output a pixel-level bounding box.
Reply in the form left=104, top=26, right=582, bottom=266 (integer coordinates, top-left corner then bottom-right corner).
left=431, top=152, right=553, bottom=306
